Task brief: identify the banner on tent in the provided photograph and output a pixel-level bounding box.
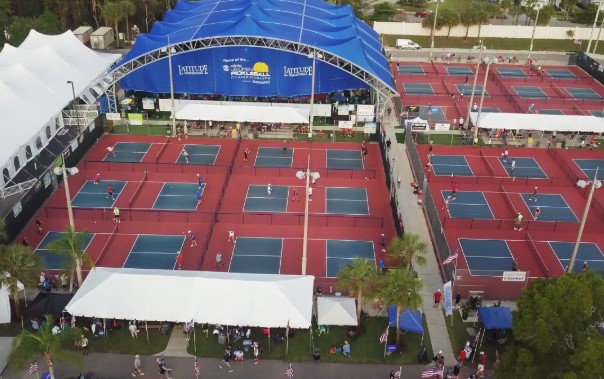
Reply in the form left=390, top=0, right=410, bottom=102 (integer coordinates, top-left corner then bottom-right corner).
left=142, top=98, right=155, bottom=110
left=338, top=121, right=354, bottom=129
left=364, top=122, right=377, bottom=134
left=120, top=47, right=369, bottom=97
left=337, top=105, right=350, bottom=116
left=106, top=113, right=121, bottom=121
left=443, top=281, right=453, bottom=316
left=128, top=113, right=143, bottom=126
left=357, top=104, right=375, bottom=116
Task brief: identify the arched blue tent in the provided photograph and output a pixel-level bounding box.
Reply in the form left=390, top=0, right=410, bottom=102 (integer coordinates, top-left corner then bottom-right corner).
left=112, top=0, right=395, bottom=97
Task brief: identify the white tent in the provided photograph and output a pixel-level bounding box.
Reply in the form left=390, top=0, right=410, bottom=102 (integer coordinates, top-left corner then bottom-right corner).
left=175, top=102, right=310, bottom=123
left=469, top=112, right=604, bottom=132
left=0, top=30, right=120, bottom=188
left=404, top=117, right=429, bottom=130
left=65, top=268, right=314, bottom=328
left=0, top=285, right=10, bottom=324
left=0, top=337, right=14, bottom=375
left=316, top=296, right=358, bottom=326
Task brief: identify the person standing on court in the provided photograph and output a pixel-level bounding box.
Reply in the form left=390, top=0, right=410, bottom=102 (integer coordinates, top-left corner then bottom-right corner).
left=113, top=207, right=120, bottom=223
left=510, top=158, right=516, bottom=175
left=182, top=148, right=189, bottom=164
left=451, top=183, right=458, bottom=199
left=534, top=207, right=541, bottom=220
left=267, top=183, right=272, bottom=199
left=188, top=230, right=198, bottom=247
left=282, top=140, right=287, bottom=153
left=107, top=184, right=115, bottom=201
left=502, top=149, right=509, bottom=163
left=132, top=354, right=144, bottom=377
left=197, top=173, right=203, bottom=187
left=529, top=187, right=538, bottom=202
left=292, top=187, right=299, bottom=202
left=228, top=230, right=235, bottom=243
left=214, top=252, right=223, bottom=268
left=94, top=173, right=101, bottom=185
left=36, top=217, right=44, bottom=234
left=379, top=233, right=387, bottom=252
left=176, top=251, right=183, bottom=270
left=308, top=186, right=313, bottom=202
left=196, top=187, right=202, bottom=206
left=514, top=212, right=524, bottom=231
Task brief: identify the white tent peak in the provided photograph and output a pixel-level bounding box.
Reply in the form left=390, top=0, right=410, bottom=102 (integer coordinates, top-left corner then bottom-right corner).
left=317, top=296, right=358, bottom=326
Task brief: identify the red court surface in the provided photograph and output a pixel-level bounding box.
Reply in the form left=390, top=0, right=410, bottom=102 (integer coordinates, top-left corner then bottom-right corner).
left=393, top=62, right=604, bottom=120
left=415, top=144, right=604, bottom=299
left=21, top=135, right=396, bottom=287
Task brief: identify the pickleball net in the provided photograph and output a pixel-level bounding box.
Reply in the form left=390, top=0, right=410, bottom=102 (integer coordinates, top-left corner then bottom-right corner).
left=129, top=172, right=148, bottom=208
left=526, top=232, right=550, bottom=278
left=96, top=223, right=119, bottom=264
left=480, top=148, right=495, bottom=176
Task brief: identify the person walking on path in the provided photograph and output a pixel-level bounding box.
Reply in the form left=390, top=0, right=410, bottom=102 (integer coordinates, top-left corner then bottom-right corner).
left=433, top=289, right=442, bottom=308
left=113, top=207, right=120, bottom=224
left=379, top=234, right=387, bottom=252
left=182, top=148, right=189, bottom=164
left=196, top=187, right=203, bottom=206
left=132, top=355, right=144, bottom=377
left=94, top=173, right=101, bottom=185
left=386, top=138, right=392, bottom=150
left=292, top=187, right=299, bottom=202
left=228, top=230, right=235, bottom=243
left=267, top=183, right=272, bottom=199
left=158, top=357, right=172, bottom=379
left=514, top=212, right=524, bottom=231
left=79, top=335, right=89, bottom=355
left=529, top=187, right=538, bottom=202
left=188, top=230, right=198, bottom=247
left=219, top=346, right=234, bottom=372
left=176, top=251, right=183, bottom=270
left=396, top=177, right=401, bottom=188
left=21, top=237, right=29, bottom=247
left=35, top=217, right=43, bottom=234
left=253, top=342, right=261, bottom=365
left=107, top=184, right=115, bottom=201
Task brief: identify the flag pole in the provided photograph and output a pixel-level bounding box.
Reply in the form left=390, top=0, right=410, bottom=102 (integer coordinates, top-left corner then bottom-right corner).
left=382, top=326, right=388, bottom=358
left=451, top=257, right=457, bottom=327
left=286, top=321, right=290, bottom=356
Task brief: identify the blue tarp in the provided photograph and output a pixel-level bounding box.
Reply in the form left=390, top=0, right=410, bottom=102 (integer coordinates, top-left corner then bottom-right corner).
left=387, top=306, right=424, bottom=335
left=116, top=0, right=395, bottom=97
left=478, top=307, right=513, bottom=330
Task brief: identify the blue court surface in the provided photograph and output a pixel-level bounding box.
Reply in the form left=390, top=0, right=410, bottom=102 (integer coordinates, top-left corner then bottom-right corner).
left=456, top=84, right=488, bottom=97
left=419, top=106, right=447, bottom=122
left=573, top=159, right=604, bottom=178
left=177, top=144, right=220, bottom=165
left=459, top=238, right=514, bottom=276
left=430, top=155, right=473, bottom=176
left=244, top=184, right=289, bottom=212
left=549, top=241, right=604, bottom=274
left=255, top=147, right=294, bottom=168
left=71, top=180, right=127, bottom=208
left=229, top=237, right=283, bottom=274
left=326, top=187, right=369, bottom=215
left=103, top=142, right=151, bottom=163
left=539, top=109, right=565, bottom=115
left=398, top=65, right=425, bottom=75
left=566, top=87, right=602, bottom=100
left=520, top=193, right=578, bottom=222
left=404, top=83, right=435, bottom=95
left=326, top=149, right=364, bottom=170
left=547, top=69, right=576, bottom=80
left=35, top=232, right=94, bottom=269
left=497, top=67, right=527, bottom=78
left=446, top=66, right=473, bottom=76
left=513, top=86, right=548, bottom=99
left=481, top=107, right=500, bottom=113
left=123, top=235, right=185, bottom=270
left=498, top=157, right=547, bottom=179
left=589, top=110, right=604, bottom=118
left=326, top=240, right=375, bottom=277
left=153, top=183, right=203, bottom=210
left=442, top=191, right=493, bottom=219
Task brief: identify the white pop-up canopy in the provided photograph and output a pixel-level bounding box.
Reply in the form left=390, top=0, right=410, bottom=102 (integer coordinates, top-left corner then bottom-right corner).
left=316, top=296, right=358, bottom=326
left=175, top=102, right=310, bottom=123
left=470, top=112, right=604, bottom=133
left=65, top=268, right=314, bottom=328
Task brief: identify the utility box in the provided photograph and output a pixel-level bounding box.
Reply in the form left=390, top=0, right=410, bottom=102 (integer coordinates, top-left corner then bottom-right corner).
left=73, top=26, right=93, bottom=45
left=90, top=27, right=115, bottom=50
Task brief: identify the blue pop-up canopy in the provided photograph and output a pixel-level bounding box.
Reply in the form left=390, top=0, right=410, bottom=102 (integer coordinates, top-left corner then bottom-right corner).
left=387, top=305, right=424, bottom=335
left=477, top=307, right=513, bottom=330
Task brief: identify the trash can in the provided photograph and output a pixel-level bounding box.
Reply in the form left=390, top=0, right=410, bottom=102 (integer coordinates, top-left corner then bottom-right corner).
left=312, top=348, right=321, bottom=361
left=217, top=334, right=226, bottom=345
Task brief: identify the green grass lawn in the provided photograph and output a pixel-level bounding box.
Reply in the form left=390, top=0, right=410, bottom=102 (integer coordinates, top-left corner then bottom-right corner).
left=383, top=34, right=583, bottom=53
left=188, top=316, right=432, bottom=364
left=413, top=133, right=484, bottom=146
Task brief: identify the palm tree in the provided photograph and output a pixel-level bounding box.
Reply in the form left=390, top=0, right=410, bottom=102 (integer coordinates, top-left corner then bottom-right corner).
left=102, top=0, right=128, bottom=48
left=0, top=244, right=40, bottom=318
left=0, top=219, right=9, bottom=245
left=47, top=227, right=93, bottom=292
left=387, top=233, right=428, bottom=270
left=378, top=268, right=423, bottom=347
left=9, top=315, right=83, bottom=379
left=336, top=258, right=378, bottom=322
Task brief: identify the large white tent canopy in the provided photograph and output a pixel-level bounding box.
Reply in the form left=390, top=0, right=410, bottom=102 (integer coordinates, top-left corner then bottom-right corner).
left=175, top=103, right=310, bottom=123
left=470, top=112, right=604, bottom=132
left=0, top=30, right=120, bottom=187
left=65, top=268, right=314, bottom=328
left=316, top=296, right=358, bottom=326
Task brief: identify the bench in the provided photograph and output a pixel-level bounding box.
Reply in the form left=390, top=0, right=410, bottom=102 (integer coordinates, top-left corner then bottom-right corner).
left=144, top=324, right=163, bottom=329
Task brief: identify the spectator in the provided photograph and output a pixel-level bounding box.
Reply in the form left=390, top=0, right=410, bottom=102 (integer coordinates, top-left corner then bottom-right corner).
left=433, top=289, right=442, bottom=308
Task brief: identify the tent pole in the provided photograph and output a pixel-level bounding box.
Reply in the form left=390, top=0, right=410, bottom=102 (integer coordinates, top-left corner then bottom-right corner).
left=103, top=318, right=107, bottom=342
left=193, top=322, right=197, bottom=353
left=286, top=321, right=289, bottom=356
left=309, top=327, right=312, bottom=353
left=421, top=333, right=424, bottom=346
left=452, top=259, right=457, bottom=327
left=472, top=328, right=485, bottom=363
left=268, top=327, right=271, bottom=352
left=145, top=321, right=149, bottom=343
left=383, top=326, right=388, bottom=358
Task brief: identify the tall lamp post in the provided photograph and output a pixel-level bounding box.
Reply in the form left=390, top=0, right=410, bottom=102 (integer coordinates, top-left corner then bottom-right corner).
left=465, top=40, right=484, bottom=130
left=428, top=0, right=441, bottom=61
left=53, top=155, right=78, bottom=234
left=66, top=81, right=82, bottom=131
left=167, top=36, right=177, bottom=137
left=587, top=2, right=603, bottom=54
left=527, top=6, right=540, bottom=61
left=568, top=169, right=602, bottom=273
left=473, top=58, right=491, bottom=141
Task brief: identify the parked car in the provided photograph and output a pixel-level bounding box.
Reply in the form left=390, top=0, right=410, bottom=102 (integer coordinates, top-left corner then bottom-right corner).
left=415, top=10, right=430, bottom=18
left=396, top=39, right=421, bottom=50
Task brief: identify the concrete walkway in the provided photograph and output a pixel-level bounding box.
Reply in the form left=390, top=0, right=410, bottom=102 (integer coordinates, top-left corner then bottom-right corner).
left=158, top=327, right=194, bottom=358
left=380, top=105, right=455, bottom=361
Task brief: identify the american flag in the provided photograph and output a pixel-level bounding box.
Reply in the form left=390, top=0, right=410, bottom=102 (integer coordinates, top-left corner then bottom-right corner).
left=379, top=327, right=389, bottom=344
left=421, top=366, right=443, bottom=378
left=194, top=358, right=200, bottom=376
left=392, top=369, right=401, bottom=378
left=443, top=250, right=458, bottom=265
left=285, top=364, right=294, bottom=378
left=28, top=362, right=38, bottom=375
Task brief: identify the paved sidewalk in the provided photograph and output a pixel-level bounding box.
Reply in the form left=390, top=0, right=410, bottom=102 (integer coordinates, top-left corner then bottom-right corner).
left=380, top=103, right=455, bottom=361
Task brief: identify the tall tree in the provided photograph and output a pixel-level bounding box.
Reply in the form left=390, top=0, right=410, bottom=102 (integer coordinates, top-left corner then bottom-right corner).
left=0, top=244, right=40, bottom=318
left=336, top=258, right=378, bottom=322
left=9, top=315, right=83, bottom=379
left=387, top=233, right=428, bottom=270
left=496, top=272, right=604, bottom=378
left=47, top=227, right=93, bottom=292
left=0, top=0, right=12, bottom=46
left=460, top=8, right=479, bottom=40
left=438, top=8, right=460, bottom=40
left=7, top=10, right=62, bottom=46
left=0, top=219, right=9, bottom=245
left=378, top=268, right=423, bottom=347
left=102, top=0, right=128, bottom=48
left=509, top=5, right=523, bottom=26
left=122, top=0, right=137, bottom=41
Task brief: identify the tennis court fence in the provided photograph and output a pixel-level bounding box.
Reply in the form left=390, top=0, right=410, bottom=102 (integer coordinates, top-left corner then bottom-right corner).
left=453, top=268, right=533, bottom=300
left=441, top=216, right=599, bottom=233
left=427, top=170, right=574, bottom=187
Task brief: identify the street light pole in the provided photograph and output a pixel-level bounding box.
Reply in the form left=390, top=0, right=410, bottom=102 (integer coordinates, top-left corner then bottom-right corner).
left=593, top=15, right=604, bottom=53
left=473, top=58, right=491, bottom=141
left=167, top=36, right=177, bottom=137
left=428, top=0, right=441, bottom=61
left=587, top=3, right=603, bottom=54
left=60, top=155, right=76, bottom=233
left=66, top=81, right=81, bottom=131
left=568, top=168, right=600, bottom=274
left=528, top=7, right=540, bottom=61
left=465, top=40, right=483, bottom=130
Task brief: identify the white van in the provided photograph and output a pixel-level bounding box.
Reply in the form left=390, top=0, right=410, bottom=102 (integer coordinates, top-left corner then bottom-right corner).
left=396, top=39, right=421, bottom=50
